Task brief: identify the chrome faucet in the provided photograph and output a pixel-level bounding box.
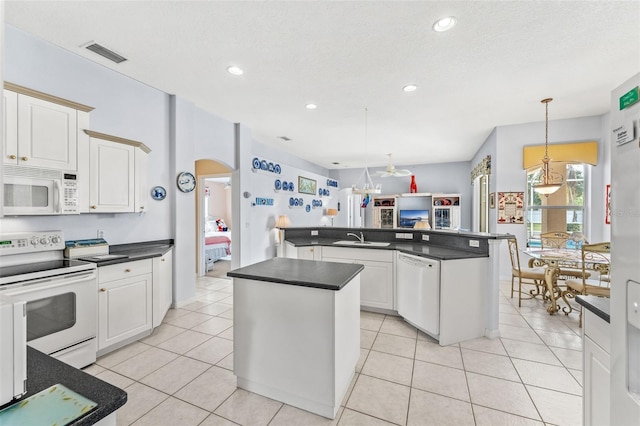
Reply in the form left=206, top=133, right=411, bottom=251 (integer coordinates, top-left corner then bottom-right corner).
left=346, top=232, right=365, bottom=243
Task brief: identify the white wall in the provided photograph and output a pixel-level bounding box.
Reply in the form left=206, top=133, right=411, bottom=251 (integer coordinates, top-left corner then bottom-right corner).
left=205, top=182, right=230, bottom=226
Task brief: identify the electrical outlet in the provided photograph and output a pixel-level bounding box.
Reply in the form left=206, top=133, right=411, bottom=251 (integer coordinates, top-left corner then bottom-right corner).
left=311, top=230, right=319, bottom=236
left=422, top=234, right=430, bottom=241
left=396, top=233, right=412, bottom=239
left=469, top=239, right=480, bottom=247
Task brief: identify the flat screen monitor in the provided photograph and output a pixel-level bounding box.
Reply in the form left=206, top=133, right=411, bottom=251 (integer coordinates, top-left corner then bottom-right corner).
left=399, top=210, right=429, bottom=228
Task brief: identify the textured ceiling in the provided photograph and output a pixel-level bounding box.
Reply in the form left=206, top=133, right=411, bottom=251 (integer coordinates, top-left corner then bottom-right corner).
left=5, top=1, right=639, bottom=170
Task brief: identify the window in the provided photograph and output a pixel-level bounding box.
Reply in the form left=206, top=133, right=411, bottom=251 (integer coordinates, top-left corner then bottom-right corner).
left=525, top=162, right=586, bottom=247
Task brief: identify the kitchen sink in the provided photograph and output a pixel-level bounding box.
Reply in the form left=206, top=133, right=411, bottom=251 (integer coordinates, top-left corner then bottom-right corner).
left=332, top=240, right=390, bottom=247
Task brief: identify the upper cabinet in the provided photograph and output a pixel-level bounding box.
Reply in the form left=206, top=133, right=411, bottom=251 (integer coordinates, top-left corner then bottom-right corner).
left=82, top=130, right=150, bottom=213
left=3, top=83, right=93, bottom=171
left=432, top=194, right=461, bottom=230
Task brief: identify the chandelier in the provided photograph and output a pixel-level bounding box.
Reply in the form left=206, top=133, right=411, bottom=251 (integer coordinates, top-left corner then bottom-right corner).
left=533, top=98, right=563, bottom=195
left=352, top=108, right=381, bottom=195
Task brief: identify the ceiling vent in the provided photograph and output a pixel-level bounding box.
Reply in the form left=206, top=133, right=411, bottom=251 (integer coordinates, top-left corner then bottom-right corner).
left=84, top=42, right=127, bottom=64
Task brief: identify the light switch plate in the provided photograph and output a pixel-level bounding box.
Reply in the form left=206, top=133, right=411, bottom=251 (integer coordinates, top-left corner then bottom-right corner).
left=422, top=234, right=430, bottom=241
left=311, top=230, right=318, bottom=236
left=469, top=239, right=480, bottom=247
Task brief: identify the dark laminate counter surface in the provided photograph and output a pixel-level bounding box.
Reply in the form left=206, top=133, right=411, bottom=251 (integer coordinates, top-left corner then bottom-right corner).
left=228, top=257, right=364, bottom=290
left=0, top=347, right=127, bottom=425
left=79, top=239, right=173, bottom=266
left=284, top=237, right=488, bottom=261
left=576, top=295, right=610, bottom=323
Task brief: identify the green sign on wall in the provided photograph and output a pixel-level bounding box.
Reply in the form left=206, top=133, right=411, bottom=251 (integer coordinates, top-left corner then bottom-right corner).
left=620, top=86, right=639, bottom=110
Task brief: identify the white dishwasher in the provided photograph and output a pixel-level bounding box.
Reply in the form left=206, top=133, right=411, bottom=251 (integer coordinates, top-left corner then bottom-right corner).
left=396, top=252, right=440, bottom=337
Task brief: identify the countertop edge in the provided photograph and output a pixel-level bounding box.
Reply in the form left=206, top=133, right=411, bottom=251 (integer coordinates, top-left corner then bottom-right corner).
left=576, top=295, right=610, bottom=323
left=84, top=240, right=174, bottom=266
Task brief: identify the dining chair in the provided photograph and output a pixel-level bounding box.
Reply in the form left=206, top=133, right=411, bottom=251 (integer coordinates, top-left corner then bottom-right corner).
left=564, top=242, right=611, bottom=325
left=540, top=231, right=591, bottom=281
left=507, top=237, right=547, bottom=307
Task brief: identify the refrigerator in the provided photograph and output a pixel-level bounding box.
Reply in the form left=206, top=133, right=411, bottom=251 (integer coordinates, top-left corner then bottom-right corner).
left=335, top=188, right=363, bottom=228
left=610, top=72, right=640, bottom=425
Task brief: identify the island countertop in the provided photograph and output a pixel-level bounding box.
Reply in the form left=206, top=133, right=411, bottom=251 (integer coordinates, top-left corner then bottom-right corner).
left=228, top=257, right=364, bottom=290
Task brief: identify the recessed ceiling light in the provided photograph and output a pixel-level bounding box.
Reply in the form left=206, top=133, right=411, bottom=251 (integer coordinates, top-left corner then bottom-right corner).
left=227, top=65, right=244, bottom=75
left=306, top=103, right=317, bottom=110
left=403, top=84, right=418, bottom=92
left=433, top=16, right=457, bottom=32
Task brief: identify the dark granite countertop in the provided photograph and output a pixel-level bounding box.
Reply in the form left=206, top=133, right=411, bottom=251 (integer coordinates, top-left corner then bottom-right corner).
left=79, top=239, right=173, bottom=266
left=284, top=237, right=488, bottom=261
left=0, top=347, right=127, bottom=425
left=576, top=295, right=610, bottom=323
left=228, top=258, right=364, bottom=290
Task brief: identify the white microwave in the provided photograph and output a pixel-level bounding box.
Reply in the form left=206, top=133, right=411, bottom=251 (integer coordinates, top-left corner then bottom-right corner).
left=3, top=165, right=79, bottom=215
left=0, top=295, right=27, bottom=406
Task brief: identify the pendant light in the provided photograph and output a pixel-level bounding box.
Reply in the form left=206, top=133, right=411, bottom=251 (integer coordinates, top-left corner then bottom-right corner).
left=533, top=98, right=563, bottom=195
left=352, top=108, right=381, bottom=195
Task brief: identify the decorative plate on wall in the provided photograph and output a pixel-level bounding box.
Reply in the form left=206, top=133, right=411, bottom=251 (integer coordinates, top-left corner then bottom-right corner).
left=151, top=186, right=167, bottom=200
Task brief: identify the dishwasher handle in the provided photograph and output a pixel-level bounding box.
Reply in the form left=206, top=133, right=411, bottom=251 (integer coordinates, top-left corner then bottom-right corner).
left=398, top=253, right=437, bottom=268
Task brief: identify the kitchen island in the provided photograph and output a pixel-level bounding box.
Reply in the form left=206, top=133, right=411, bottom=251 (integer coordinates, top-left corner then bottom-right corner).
left=228, top=257, right=363, bottom=419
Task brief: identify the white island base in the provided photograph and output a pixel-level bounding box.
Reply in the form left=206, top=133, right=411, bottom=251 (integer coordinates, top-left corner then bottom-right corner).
left=233, top=274, right=360, bottom=419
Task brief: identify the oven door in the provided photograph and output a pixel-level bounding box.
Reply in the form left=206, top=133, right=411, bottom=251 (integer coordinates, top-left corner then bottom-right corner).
left=3, top=175, right=61, bottom=215
left=0, top=270, right=97, bottom=357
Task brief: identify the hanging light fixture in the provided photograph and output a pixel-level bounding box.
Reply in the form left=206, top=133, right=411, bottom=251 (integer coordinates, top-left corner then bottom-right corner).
left=352, top=108, right=381, bottom=195
left=533, top=98, right=563, bottom=195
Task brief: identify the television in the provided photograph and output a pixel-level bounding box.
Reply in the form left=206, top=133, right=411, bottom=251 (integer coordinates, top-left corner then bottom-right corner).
left=399, top=209, right=430, bottom=228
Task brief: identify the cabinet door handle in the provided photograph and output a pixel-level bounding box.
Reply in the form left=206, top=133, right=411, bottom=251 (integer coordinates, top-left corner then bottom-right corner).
left=125, top=268, right=131, bottom=272
left=100, top=288, right=106, bottom=292
left=139, top=206, right=145, bottom=210
left=21, top=156, right=28, bottom=161
left=161, top=258, right=165, bottom=262
left=91, top=205, right=97, bottom=209
left=8, top=154, right=16, bottom=160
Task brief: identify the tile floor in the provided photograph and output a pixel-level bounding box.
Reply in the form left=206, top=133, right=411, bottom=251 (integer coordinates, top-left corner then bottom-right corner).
left=83, top=277, right=584, bottom=426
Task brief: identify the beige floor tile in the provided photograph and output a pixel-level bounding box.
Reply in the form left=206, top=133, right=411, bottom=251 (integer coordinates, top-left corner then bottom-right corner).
left=512, top=358, right=582, bottom=395
left=217, top=353, right=234, bottom=370
left=459, top=337, right=507, bottom=356
left=361, top=350, right=414, bottom=386
left=139, top=323, right=186, bottom=347
left=516, top=306, right=553, bottom=319
left=473, top=405, right=544, bottom=426
left=499, top=324, right=544, bottom=345
left=174, top=365, right=237, bottom=411
left=214, top=388, right=283, bottom=426
left=218, top=326, right=234, bottom=340
left=524, top=316, right=576, bottom=334
left=499, top=303, right=520, bottom=315
left=111, top=347, right=178, bottom=380
left=199, top=413, right=238, bottom=426
left=414, top=340, right=463, bottom=369
left=345, top=374, right=410, bottom=425
left=181, top=300, right=213, bottom=311
left=82, top=364, right=105, bottom=376
left=337, top=408, right=396, bottom=425
left=407, top=388, right=474, bottom=426
left=501, top=338, right=563, bottom=366
left=500, top=313, right=531, bottom=328
left=96, top=369, right=135, bottom=389
left=195, top=288, right=214, bottom=297
left=201, top=291, right=233, bottom=303
left=163, top=311, right=213, bottom=328
left=466, top=372, right=540, bottom=420
left=527, top=385, right=582, bottom=425
left=131, top=396, right=208, bottom=426
left=116, top=382, right=169, bottom=426
left=379, top=317, right=418, bottom=339
left=360, top=311, right=385, bottom=332
left=191, top=316, right=234, bottom=336
left=371, top=332, right=416, bottom=359
left=341, top=373, right=359, bottom=407
left=569, top=368, right=583, bottom=386
left=461, top=348, right=520, bottom=382
left=185, top=336, right=234, bottom=364
left=96, top=342, right=152, bottom=368
left=162, top=308, right=190, bottom=323
left=416, top=330, right=439, bottom=343
left=270, top=404, right=339, bottom=425
left=536, top=330, right=583, bottom=351
left=157, top=329, right=212, bottom=354
left=196, top=302, right=233, bottom=316
left=550, top=346, right=583, bottom=370
left=360, top=329, right=377, bottom=350
left=356, top=348, right=369, bottom=373
left=139, top=356, right=210, bottom=394
left=412, top=360, right=469, bottom=401
left=218, top=308, right=234, bottom=320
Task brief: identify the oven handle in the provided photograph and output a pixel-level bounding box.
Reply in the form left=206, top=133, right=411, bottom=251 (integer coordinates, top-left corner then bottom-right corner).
left=3, top=271, right=96, bottom=295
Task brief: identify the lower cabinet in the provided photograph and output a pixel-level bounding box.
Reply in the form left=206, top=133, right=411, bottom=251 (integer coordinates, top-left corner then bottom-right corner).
left=583, top=309, right=610, bottom=426
left=283, top=242, right=322, bottom=260
left=153, top=249, right=173, bottom=327
left=322, top=246, right=394, bottom=311
left=98, top=259, right=153, bottom=352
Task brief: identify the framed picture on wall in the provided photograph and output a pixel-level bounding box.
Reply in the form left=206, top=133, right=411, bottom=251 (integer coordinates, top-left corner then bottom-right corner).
left=497, top=192, right=524, bottom=224
left=606, top=184, right=611, bottom=224
left=298, top=176, right=317, bottom=195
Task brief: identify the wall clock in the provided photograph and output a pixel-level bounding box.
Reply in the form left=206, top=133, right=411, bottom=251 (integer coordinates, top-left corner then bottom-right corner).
left=177, top=172, right=196, bottom=193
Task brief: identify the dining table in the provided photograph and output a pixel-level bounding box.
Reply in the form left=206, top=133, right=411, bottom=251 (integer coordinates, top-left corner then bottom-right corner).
left=523, top=247, right=610, bottom=315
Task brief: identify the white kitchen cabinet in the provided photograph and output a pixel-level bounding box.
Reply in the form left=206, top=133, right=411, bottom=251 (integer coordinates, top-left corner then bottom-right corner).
left=85, top=130, right=150, bottom=213
left=283, top=242, right=322, bottom=260
left=322, top=246, right=395, bottom=311
left=97, top=259, right=153, bottom=353
left=583, top=309, right=610, bottom=426
left=3, top=84, right=93, bottom=170
left=432, top=194, right=461, bottom=230
left=152, top=249, right=173, bottom=327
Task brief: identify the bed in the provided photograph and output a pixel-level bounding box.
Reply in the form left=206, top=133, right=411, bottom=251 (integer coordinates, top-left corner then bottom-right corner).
left=205, top=231, right=231, bottom=272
